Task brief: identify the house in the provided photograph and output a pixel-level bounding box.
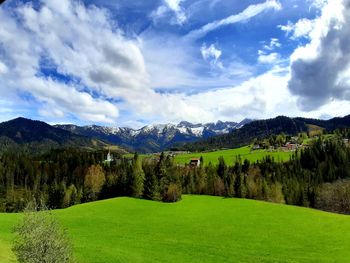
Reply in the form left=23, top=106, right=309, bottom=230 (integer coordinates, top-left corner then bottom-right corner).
left=189, top=158, right=201, bottom=167
left=251, top=144, right=260, bottom=150
left=285, top=142, right=298, bottom=151
left=343, top=138, right=349, bottom=145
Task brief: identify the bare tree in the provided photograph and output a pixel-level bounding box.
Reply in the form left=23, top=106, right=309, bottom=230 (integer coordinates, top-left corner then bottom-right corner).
left=12, top=202, right=73, bottom=263
left=84, top=164, right=106, bottom=201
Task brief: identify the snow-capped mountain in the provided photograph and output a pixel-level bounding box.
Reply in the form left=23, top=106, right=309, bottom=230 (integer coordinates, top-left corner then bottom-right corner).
left=55, top=119, right=252, bottom=153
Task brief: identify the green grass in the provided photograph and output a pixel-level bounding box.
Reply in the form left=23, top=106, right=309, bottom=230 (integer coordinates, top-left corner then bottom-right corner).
left=124, top=146, right=293, bottom=166
left=174, top=146, right=293, bottom=165
left=1, top=196, right=350, bottom=263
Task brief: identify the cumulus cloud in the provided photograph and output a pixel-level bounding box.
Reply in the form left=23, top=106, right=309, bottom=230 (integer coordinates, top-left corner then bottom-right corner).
left=288, top=0, right=350, bottom=111
left=0, top=0, right=149, bottom=123
left=180, top=66, right=296, bottom=122
left=279, top=19, right=315, bottom=39
left=186, top=0, right=282, bottom=40
left=1, top=0, right=348, bottom=127
left=257, top=38, right=281, bottom=64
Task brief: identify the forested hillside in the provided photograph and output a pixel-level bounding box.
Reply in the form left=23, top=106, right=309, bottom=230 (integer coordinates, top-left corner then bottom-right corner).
left=182, top=115, right=350, bottom=151
left=0, top=118, right=114, bottom=153
left=1, top=132, right=350, bottom=214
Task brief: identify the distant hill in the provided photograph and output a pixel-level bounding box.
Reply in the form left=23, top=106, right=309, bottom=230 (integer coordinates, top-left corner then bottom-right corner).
left=0, top=117, right=115, bottom=153
left=182, top=115, right=350, bottom=151
left=56, top=119, right=252, bottom=153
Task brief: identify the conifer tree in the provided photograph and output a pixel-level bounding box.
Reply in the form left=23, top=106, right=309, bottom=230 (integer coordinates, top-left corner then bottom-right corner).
left=130, top=153, right=145, bottom=198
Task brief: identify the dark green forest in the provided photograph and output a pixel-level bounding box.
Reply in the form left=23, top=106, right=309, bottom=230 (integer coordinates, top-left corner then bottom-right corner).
left=1, top=130, right=350, bottom=214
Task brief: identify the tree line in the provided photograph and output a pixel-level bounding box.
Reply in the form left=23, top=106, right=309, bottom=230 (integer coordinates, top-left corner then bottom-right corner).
left=0, top=135, right=350, bottom=214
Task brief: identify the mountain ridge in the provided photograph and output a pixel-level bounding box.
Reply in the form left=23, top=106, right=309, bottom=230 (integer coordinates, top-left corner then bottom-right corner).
left=55, top=119, right=253, bottom=153
left=0, top=117, right=112, bottom=153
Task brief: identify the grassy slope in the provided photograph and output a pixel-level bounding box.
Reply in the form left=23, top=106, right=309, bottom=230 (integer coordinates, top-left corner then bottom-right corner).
left=174, top=146, right=293, bottom=165
left=1, top=196, right=350, bottom=263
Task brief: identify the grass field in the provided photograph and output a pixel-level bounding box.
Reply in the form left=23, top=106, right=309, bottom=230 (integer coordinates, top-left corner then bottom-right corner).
left=174, top=146, right=293, bottom=165
left=1, top=196, right=350, bottom=263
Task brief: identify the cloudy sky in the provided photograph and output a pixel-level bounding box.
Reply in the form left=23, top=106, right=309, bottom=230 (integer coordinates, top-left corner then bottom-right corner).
left=0, top=0, right=349, bottom=127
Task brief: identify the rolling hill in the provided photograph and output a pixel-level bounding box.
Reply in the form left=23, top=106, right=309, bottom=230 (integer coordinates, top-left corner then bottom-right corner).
left=1, top=196, right=350, bottom=263
left=182, top=115, right=350, bottom=151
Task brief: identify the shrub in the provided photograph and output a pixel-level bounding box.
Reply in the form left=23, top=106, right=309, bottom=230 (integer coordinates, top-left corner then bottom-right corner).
left=12, top=202, right=73, bottom=263
left=163, top=183, right=181, bottom=202
left=316, top=180, right=350, bottom=214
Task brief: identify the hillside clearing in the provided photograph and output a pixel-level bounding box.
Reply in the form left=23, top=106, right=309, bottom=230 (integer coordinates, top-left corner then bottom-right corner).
left=174, top=146, right=293, bottom=165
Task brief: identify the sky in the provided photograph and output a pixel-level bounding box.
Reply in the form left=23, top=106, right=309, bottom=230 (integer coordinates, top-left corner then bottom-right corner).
left=0, top=0, right=349, bottom=128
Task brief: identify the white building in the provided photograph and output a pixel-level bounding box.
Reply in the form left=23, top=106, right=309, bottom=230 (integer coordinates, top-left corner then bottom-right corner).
left=106, top=151, right=114, bottom=162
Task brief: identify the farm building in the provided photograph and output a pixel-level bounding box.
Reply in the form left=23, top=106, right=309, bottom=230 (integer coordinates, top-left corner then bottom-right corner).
left=189, top=158, right=201, bottom=167
left=285, top=142, right=299, bottom=151
left=251, top=145, right=260, bottom=150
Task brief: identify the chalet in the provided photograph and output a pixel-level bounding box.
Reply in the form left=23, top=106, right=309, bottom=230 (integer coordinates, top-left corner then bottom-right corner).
left=343, top=138, right=349, bottom=145
left=189, top=158, right=201, bottom=167
left=251, top=144, right=260, bottom=150
left=285, top=142, right=298, bottom=151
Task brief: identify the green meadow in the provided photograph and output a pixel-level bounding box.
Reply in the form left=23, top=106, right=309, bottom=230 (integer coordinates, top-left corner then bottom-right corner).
left=1, top=195, right=350, bottom=263
left=174, top=146, right=293, bottom=165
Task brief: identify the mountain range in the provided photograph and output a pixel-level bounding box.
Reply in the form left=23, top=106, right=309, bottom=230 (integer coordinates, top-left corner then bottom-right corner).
left=1, top=115, right=350, bottom=154
left=55, top=119, right=252, bottom=153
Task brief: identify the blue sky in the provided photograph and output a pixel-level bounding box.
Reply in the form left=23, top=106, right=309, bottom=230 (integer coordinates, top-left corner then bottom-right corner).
left=0, top=0, right=349, bottom=127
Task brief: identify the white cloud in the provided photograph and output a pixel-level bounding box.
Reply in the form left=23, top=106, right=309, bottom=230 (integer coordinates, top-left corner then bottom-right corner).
left=141, top=65, right=350, bottom=124
left=0, top=61, right=7, bottom=74
left=177, top=66, right=297, bottom=122
left=1, top=0, right=348, bottom=127
left=201, top=43, right=222, bottom=64
left=21, top=76, right=119, bottom=122
left=151, top=0, right=187, bottom=25
left=263, top=38, right=281, bottom=51
left=288, top=0, right=350, bottom=111
left=140, top=31, right=252, bottom=91
left=0, top=0, right=149, bottom=123
left=165, top=0, right=187, bottom=24
left=186, top=0, right=282, bottom=40
left=279, top=19, right=315, bottom=39
left=258, top=52, right=280, bottom=64
left=258, top=38, right=281, bottom=64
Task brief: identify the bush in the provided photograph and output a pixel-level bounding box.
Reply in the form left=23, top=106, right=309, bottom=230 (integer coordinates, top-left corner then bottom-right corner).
left=163, top=183, right=181, bottom=202
left=316, top=180, right=350, bottom=214
left=12, top=202, right=73, bottom=263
